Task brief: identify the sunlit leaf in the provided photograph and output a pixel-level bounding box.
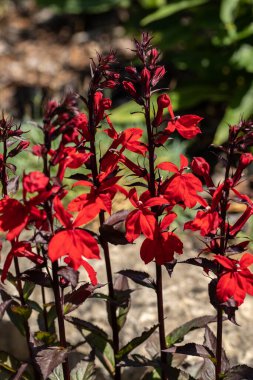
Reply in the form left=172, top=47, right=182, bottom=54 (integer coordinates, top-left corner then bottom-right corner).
left=141, top=0, right=209, bottom=26
left=116, top=324, right=159, bottom=360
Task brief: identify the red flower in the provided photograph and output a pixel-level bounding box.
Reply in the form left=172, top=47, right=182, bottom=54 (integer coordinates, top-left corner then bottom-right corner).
left=1, top=241, right=44, bottom=283
left=23, top=172, right=49, bottom=193
left=214, top=253, right=253, bottom=306
left=165, top=115, right=202, bottom=139
left=184, top=209, right=221, bottom=236
left=0, top=197, right=29, bottom=240
left=140, top=229, right=183, bottom=265
left=125, top=188, right=168, bottom=243
left=158, top=155, right=203, bottom=208
left=48, top=197, right=100, bottom=278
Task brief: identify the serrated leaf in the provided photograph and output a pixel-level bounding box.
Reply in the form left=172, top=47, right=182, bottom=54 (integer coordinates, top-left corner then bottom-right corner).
left=166, top=315, right=217, bottom=347
left=63, top=284, right=95, bottom=314
left=119, top=353, right=158, bottom=368
left=66, top=317, right=109, bottom=340
left=114, top=274, right=131, bottom=331
left=118, top=270, right=156, bottom=290
left=141, top=0, right=209, bottom=26
left=21, top=269, right=51, bottom=288
left=100, top=210, right=130, bottom=245
left=0, top=351, right=32, bottom=380
left=7, top=175, right=19, bottom=194
left=66, top=317, right=114, bottom=375
left=70, top=360, right=96, bottom=380
left=224, top=365, right=253, bottom=379
left=22, top=281, right=36, bottom=301
left=11, top=305, right=32, bottom=320
left=0, top=300, right=12, bottom=320
left=116, top=324, right=159, bottom=361
left=204, top=326, right=230, bottom=372
left=165, top=343, right=214, bottom=358
left=34, top=331, right=57, bottom=345
left=35, top=347, right=69, bottom=380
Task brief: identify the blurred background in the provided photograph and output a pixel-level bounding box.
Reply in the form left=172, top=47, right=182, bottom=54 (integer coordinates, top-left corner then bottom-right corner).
left=0, top=0, right=252, bottom=150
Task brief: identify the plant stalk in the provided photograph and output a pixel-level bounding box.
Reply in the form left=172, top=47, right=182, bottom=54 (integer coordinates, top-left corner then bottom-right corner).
left=87, top=93, right=121, bottom=380
left=52, top=261, right=70, bottom=380
left=42, top=133, right=70, bottom=380
left=144, top=100, right=168, bottom=380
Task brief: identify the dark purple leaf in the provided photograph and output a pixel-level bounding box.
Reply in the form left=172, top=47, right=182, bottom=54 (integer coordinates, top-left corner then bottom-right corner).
left=100, top=210, right=130, bottom=245
left=58, top=266, right=79, bottom=288
left=113, top=274, right=131, bottom=331
left=164, top=259, right=177, bottom=277
left=21, top=269, right=51, bottom=287
left=67, top=173, right=92, bottom=181
left=164, top=343, right=214, bottom=358
left=7, top=175, right=19, bottom=194
left=66, top=317, right=114, bottom=376
left=0, top=299, right=12, bottom=320
left=182, top=257, right=217, bottom=274
left=35, top=346, right=69, bottom=380
left=166, top=315, right=218, bottom=347
left=224, top=365, right=253, bottom=379
left=118, top=353, right=158, bottom=368
left=12, top=363, right=29, bottom=380
left=204, top=326, right=230, bottom=372
left=199, top=358, right=215, bottom=380
left=116, top=324, right=159, bottom=360
left=125, top=181, right=148, bottom=188
left=64, top=284, right=95, bottom=314
left=65, top=317, right=109, bottom=340
left=118, top=269, right=156, bottom=290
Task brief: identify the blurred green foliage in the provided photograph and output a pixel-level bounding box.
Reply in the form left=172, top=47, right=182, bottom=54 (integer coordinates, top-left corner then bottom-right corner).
left=35, top=0, right=253, bottom=144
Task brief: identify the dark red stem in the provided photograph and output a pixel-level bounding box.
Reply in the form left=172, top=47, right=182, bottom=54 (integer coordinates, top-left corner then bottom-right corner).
left=144, top=100, right=168, bottom=380
left=43, top=133, right=70, bottom=380
left=87, top=93, right=121, bottom=380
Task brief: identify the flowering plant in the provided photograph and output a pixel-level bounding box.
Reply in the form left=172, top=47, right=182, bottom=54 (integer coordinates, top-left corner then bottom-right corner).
left=0, top=34, right=253, bottom=380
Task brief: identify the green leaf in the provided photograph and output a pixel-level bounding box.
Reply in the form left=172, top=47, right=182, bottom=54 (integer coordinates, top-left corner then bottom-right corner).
left=231, top=44, right=253, bottom=73
left=0, top=351, right=32, bottom=380
left=70, top=360, right=96, bottom=380
left=166, top=315, right=217, bottom=347
left=214, top=81, right=253, bottom=144
left=116, top=324, right=159, bottom=361
left=220, top=0, right=240, bottom=24
left=66, top=317, right=114, bottom=376
left=85, top=334, right=115, bottom=376
left=34, top=331, right=57, bottom=345
left=11, top=305, right=32, bottom=320
left=141, top=0, right=209, bottom=26
left=22, top=281, right=36, bottom=301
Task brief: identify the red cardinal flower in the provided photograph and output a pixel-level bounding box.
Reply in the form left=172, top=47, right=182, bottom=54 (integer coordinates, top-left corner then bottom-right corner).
left=1, top=241, right=44, bottom=283
left=184, top=209, right=221, bottom=236
left=48, top=197, right=100, bottom=283
left=125, top=188, right=168, bottom=243
left=23, top=172, right=49, bottom=194
left=165, top=115, right=202, bottom=140
left=214, top=253, right=253, bottom=306
left=158, top=154, right=203, bottom=208
left=140, top=220, right=183, bottom=265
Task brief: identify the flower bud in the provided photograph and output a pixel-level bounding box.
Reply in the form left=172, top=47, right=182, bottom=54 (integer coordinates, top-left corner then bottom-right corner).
left=191, top=157, right=210, bottom=177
